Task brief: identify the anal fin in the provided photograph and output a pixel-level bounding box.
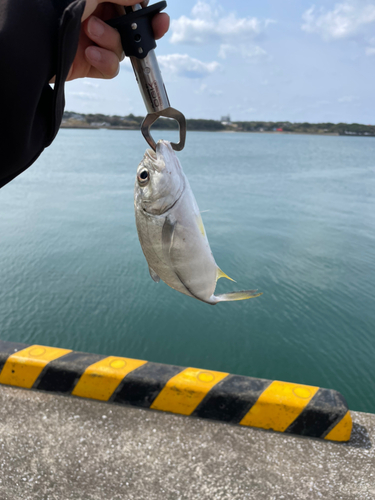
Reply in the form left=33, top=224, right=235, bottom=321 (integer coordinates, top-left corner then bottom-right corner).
left=214, top=290, right=262, bottom=303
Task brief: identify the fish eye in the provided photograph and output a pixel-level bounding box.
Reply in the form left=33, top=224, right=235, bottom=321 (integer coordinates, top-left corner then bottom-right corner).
left=138, top=169, right=149, bottom=185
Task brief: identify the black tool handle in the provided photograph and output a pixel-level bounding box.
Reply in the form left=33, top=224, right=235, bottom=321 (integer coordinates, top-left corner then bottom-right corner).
left=106, top=1, right=167, bottom=59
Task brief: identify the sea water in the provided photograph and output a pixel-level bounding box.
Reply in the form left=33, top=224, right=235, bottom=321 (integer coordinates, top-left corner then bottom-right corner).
left=1, top=129, right=374, bottom=413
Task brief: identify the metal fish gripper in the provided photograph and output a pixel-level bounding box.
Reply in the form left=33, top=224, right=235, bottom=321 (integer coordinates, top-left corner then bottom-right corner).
left=106, top=1, right=186, bottom=152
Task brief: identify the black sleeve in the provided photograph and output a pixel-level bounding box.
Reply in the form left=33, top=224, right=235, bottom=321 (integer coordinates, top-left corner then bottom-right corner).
left=0, top=0, right=86, bottom=188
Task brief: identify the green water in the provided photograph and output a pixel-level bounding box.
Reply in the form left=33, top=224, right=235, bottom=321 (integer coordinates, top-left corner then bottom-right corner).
left=1, top=129, right=374, bottom=413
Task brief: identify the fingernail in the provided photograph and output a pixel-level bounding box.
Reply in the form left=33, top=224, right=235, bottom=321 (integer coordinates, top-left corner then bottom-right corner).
left=88, top=17, right=105, bottom=37
left=86, top=47, right=101, bottom=62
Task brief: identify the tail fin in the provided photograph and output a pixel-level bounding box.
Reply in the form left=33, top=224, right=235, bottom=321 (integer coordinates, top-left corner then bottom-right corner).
left=213, top=290, right=263, bottom=303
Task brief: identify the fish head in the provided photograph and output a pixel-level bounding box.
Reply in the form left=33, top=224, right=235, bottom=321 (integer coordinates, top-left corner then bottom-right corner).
left=135, top=140, right=184, bottom=215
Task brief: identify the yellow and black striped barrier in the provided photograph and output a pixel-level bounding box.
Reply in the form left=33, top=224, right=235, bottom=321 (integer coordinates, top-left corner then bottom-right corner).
left=0, top=340, right=352, bottom=441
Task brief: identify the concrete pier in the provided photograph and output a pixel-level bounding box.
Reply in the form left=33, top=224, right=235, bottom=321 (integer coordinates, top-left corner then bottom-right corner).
left=0, top=385, right=374, bottom=500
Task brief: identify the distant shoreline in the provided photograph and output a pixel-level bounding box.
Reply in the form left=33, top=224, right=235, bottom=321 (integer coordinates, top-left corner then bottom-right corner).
left=61, top=112, right=375, bottom=137
left=59, top=125, right=346, bottom=138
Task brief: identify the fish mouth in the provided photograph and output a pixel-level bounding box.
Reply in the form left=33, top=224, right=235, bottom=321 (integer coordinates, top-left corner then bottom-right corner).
left=156, top=140, right=174, bottom=155
left=145, top=141, right=172, bottom=161
left=143, top=147, right=164, bottom=172
left=143, top=141, right=175, bottom=173
left=155, top=140, right=177, bottom=171
left=145, top=148, right=157, bottom=161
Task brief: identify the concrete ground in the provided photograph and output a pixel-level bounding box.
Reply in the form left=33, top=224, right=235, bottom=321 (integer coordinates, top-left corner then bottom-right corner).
left=0, top=385, right=374, bottom=500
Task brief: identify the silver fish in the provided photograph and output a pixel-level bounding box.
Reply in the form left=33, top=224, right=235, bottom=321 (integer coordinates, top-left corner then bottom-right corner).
left=134, top=140, right=262, bottom=305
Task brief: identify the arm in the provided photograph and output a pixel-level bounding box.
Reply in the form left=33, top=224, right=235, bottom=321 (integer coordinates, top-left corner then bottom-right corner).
left=0, top=0, right=169, bottom=189
left=0, top=0, right=86, bottom=188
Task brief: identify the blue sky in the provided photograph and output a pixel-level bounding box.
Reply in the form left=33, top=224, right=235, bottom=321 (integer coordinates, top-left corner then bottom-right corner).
left=65, top=0, right=375, bottom=123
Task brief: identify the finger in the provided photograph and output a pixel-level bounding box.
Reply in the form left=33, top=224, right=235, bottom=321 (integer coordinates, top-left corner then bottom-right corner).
left=152, top=12, right=170, bottom=40
left=85, top=16, right=124, bottom=60
left=85, top=46, right=120, bottom=79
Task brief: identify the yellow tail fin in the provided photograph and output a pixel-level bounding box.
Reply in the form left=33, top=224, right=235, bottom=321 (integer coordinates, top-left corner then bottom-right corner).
left=214, top=290, right=263, bottom=302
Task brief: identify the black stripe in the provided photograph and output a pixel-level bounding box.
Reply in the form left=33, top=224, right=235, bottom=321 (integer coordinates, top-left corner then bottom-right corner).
left=0, top=341, right=29, bottom=374
left=112, top=362, right=183, bottom=408
left=192, top=375, right=272, bottom=423
left=285, top=388, right=349, bottom=438
left=34, top=352, right=107, bottom=394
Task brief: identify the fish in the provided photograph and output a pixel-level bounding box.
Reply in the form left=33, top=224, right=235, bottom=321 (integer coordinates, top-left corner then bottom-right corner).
left=134, top=140, right=262, bottom=305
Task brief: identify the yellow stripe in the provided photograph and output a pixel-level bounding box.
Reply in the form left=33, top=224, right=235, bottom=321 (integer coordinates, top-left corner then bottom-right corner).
left=72, top=356, right=147, bottom=401
left=0, top=345, right=72, bottom=389
left=150, top=367, right=228, bottom=415
left=240, top=381, right=319, bottom=432
left=324, top=411, right=352, bottom=442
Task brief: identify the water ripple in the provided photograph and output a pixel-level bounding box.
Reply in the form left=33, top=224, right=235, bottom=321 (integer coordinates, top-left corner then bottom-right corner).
left=0, top=130, right=374, bottom=412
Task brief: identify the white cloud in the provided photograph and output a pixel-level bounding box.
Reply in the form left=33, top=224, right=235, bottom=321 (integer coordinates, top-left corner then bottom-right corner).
left=195, top=83, right=223, bottom=95
left=120, top=52, right=220, bottom=80
left=229, top=104, right=257, bottom=116
left=302, top=1, right=375, bottom=41
left=218, top=43, right=268, bottom=60
left=158, top=54, right=220, bottom=78
left=338, top=95, right=359, bottom=102
left=191, top=0, right=218, bottom=19
left=170, top=1, right=274, bottom=46
left=68, top=91, right=99, bottom=100
left=195, top=83, right=208, bottom=94
left=366, top=36, right=375, bottom=54
left=83, top=81, right=99, bottom=88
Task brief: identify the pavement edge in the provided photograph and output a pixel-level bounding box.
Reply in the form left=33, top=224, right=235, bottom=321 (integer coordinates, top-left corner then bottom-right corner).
left=0, top=340, right=352, bottom=441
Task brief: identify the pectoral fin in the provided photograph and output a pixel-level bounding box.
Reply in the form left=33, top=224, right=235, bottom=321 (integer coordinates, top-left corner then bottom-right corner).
left=161, top=215, right=176, bottom=256
left=148, top=266, right=160, bottom=283
left=213, top=290, right=263, bottom=303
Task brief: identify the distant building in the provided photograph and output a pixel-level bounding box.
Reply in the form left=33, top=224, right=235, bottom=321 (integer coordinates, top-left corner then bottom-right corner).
left=220, top=114, right=231, bottom=125
left=91, top=122, right=110, bottom=128
left=63, top=112, right=86, bottom=122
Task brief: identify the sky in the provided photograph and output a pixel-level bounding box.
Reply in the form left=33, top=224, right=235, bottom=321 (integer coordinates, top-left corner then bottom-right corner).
left=65, top=0, right=375, bottom=123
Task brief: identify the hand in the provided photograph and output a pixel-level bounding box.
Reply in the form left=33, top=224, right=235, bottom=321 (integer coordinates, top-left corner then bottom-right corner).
left=66, top=1, right=169, bottom=81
